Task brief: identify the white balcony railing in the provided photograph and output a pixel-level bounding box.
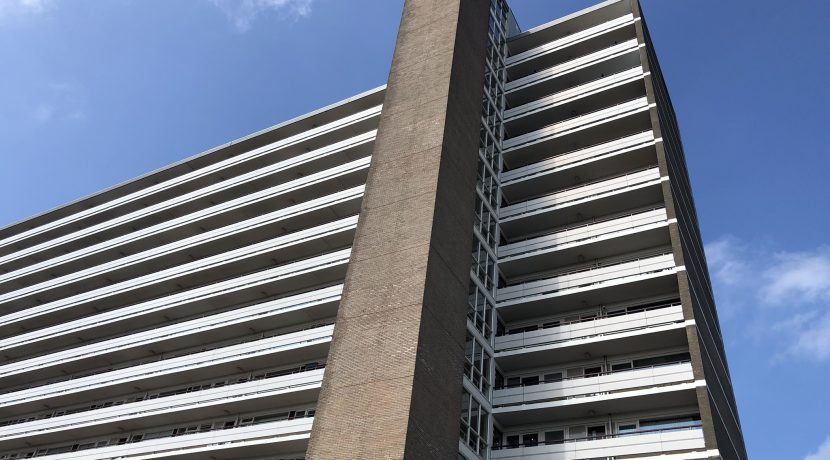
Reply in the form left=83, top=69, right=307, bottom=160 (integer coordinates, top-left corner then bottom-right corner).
left=0, top=369, right=323, bottom=442
left=501, top=131, right=655, bottom=185
left=0, top=216, right=357, bottom=307
left=505, top=67, right=644, bottom=122
left=497, top=251, right=676, bottom=305
left=0, top=104, right=379, bottom=252
left=0, top=325, right=333, bottom=409
left=0, top=248, right=350, bottom=335
left=0, top=286, right=342, bottom=377
left=506, top=15, right=634, bottom=68
left=0, top=186, right=363, bottom=287
left=507, top=39, right=640, bottom=94
left=493, top=361, right=692, bottom=407
left=499, top=207, right=667, bottom=260
left=495, top=304, right=683, bottom=353
left=503, top=97, right=651, bottom=152
left=500, top=167, right=660, bottom=222
left=0, top=156, right=370, bottom=268
left=4, top=417, right=314, bottom=460
left=491, top=426, right=705, bottom=459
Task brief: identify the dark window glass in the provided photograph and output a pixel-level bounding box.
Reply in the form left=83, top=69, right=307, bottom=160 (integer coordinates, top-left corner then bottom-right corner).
left=521, top=375, right=539, bottom=386
left=543, top=372, right=563, bottom=382
left=611, top=362, right=633, bottom=372
left=584, top=366, right=602, bottom=377
left=522, top=433, right=538, bottom=447
left=587, top=425, right=606, bottom=439
left=545, top=430, right=564, bottom=444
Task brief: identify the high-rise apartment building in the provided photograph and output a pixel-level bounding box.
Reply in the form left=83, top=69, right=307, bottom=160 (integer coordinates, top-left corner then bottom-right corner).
left=0, top=0, right=747, bottom=459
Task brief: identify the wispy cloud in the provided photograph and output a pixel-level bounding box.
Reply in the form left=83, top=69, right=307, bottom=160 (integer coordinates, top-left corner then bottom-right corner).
left=706, top=236, right=830, bottom=361
left=24, top=82, right=87, bottom=124
left=208, top=0, right=312, bottom=33
left=0, top=0, right=53, bottom=21
left=806, top=437, right=830, bottom=460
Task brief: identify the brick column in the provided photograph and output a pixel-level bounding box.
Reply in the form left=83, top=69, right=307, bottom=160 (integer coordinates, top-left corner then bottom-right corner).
left=305, top=0, right=490, bottom=458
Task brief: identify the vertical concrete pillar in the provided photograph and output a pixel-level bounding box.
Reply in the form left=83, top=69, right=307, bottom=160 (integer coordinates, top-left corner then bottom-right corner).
left=306, top=0, right=490, bottom=458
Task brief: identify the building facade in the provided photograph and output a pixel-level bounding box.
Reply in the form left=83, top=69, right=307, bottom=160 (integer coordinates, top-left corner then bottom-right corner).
left=0, top=1, right=747, bottom=459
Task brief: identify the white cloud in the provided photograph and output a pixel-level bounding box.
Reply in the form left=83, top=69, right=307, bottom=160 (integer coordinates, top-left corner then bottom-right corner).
left=761, top=247, right=830, bottom=306
left=705, top=236, right=830, bottom=361
left=806, top=436, right=830, bottom=460
left=788, top=310, right=830, bottom=361
left=25, top=82, right=87, bottom=124
left=0, top=0, right=53, bottom=20
left=208, top=0, right=312, bottom=33
left=30, top=104, right=54, bottom=122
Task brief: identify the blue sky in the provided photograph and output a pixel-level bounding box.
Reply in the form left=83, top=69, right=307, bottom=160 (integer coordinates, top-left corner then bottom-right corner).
left=1, top=0, right=828, bottom=458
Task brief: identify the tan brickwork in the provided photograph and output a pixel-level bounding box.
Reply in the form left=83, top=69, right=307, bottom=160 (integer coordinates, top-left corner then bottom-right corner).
left=305, top=0, right=490, bottom=458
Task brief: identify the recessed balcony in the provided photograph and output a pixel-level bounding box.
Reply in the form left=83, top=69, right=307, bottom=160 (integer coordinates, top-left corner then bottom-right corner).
left=500, top=166, right=664, bottom=241
left=491, top=426, right=706, bottom=459
left=0, top=104, right=380, bottom=263
left=494, top=304, right=686, bottom=372
left=0, top=325, right=334, bottom=415
left=493, top=362, right=695, bottom=425
left=0, top=247, right=351, bottom=344
left=0, top=368, right=324, bottom=451
left=0, top=417, right=314, bottom=460
left=501, top=131, right=657, bottom=203
left=0, top=186, right=364, bottom=295
left=507, top=15, right=637, bottom=81
left=502, top=97, right=654, bottom=170
left=0, top=216, right=357, bottom=313
left=504, top=67, right=646, bottom=139
left=496, top=250, right=679, bottom=322
left=0, top=156, right=370, bottom=275
left=506, top=39, right=642, bottom=107
left=499, top=207, right=670, bottom=279
left=0, top=285, right=342, bottom=379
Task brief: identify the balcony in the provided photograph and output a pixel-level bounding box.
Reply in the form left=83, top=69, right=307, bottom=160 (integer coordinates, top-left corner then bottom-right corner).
left=0, top=417, right=313, bottom=460
left=506, top=39, right=642, bottom=107
left=499, top=208, right=670, bottom=279
left=501, top=131, right=657, bottom=203
left=491, top=426, right=706, bottom=459
left=506, top=15, right=637, bottom=80
left=0, top=369, right=323, bottom=451
left=504, top=67, right=646, bottom=138
left=0, top=325, right=333, bottom=415
left=0, top=104, right=380, bottom=261
left=493, top=362, right=696, bottom=424
left=0, top=285, right=341, bottom=379
left=495, top=360, right=693, bottom=407
left=500, top=167, right=663, bottom=241
left=0, top=215, right=357, bottom=311
left=0, top=247, right=351, bottom=343
left=0, top=156, right=370, bottom=273
left=0, top=186, right=363, bottom=294
left=502, top=97, right=654, bottom=169
left=495, top=305, right=687, bottom=372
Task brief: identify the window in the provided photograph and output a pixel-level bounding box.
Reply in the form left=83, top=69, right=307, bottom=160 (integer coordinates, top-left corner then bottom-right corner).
left=617, top=422, right=638, bottom=435
left=584, top=366, right=602, bottom=377
left=506, top=435, right=519, bottom=448
left=522, top=433, right=538, bottom=447
left=543, top=372, right=563, bottom=382
left=587, top=425, right=606, bottom=439
left=545, top=430, right=564, bottom=444
left=569, top=426, right=586, bottom=440
left=633, top=352, right=691, bottom=368
left=506, top=377, right=520, bottom=387
left=521, top=375, right=539, bottom=386
left=611, top=362, right=633, bottom=372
